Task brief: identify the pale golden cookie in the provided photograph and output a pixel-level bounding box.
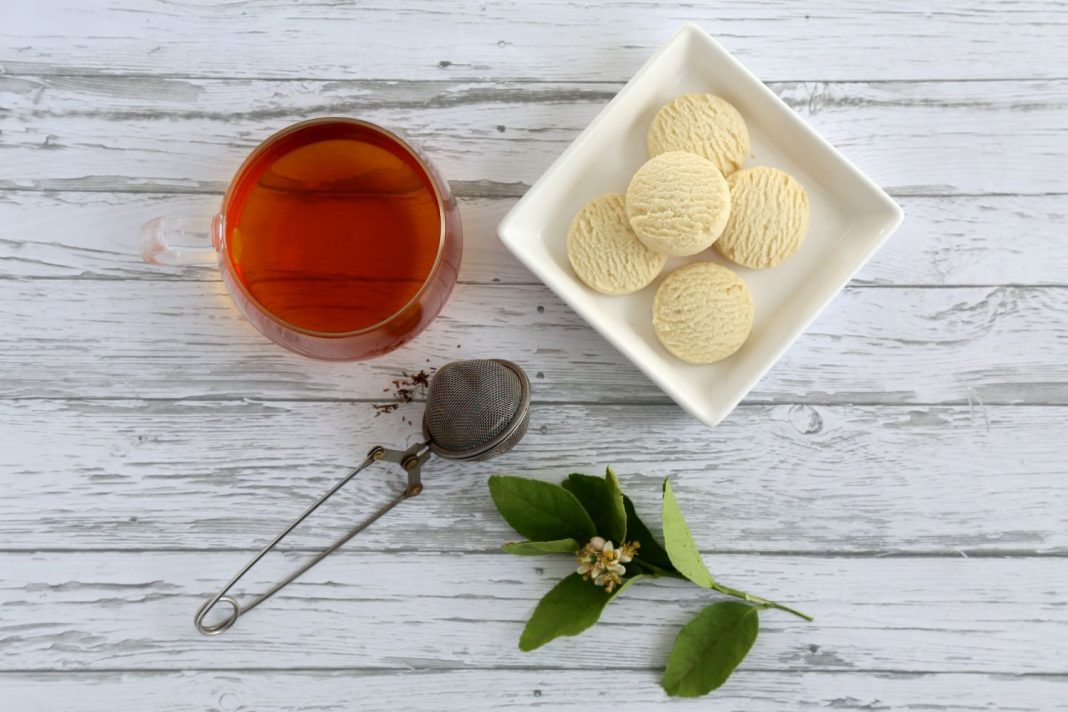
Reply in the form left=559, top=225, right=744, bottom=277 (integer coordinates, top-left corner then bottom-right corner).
left=567, top=193, right=667, bottom=295
left=647, top=93, right=750, bottom=176
left=652, top=262, right=753, bottom=364
left=715, top=166, right=810, bottom=269
left=625, top=152, right=730, bottom=257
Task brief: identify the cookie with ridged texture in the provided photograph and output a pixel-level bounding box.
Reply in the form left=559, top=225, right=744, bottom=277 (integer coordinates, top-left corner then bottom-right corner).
left=647, top=93, right=750, bottom=176
left=652, top=262, right=753, bottom=364
left=625, top=152, right=730, bottom=257
left=566, top=193, right=667, bottom=295
left=715, top=166, right=810, bottom=269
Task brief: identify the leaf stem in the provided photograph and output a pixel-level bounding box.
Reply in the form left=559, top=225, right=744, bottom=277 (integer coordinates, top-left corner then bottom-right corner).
left=710, top=583, right=813, bottom=622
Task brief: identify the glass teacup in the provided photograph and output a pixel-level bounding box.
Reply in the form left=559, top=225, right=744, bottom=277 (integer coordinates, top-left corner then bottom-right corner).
left=141, top=118, right=461, bottom=360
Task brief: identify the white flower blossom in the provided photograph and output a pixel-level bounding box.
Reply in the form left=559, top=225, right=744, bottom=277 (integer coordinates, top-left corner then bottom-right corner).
left=618, top=540, right=640, bottom=563
left=595, top=565, right=625, bottom=592
left=575, top=535, right=640, bottom=592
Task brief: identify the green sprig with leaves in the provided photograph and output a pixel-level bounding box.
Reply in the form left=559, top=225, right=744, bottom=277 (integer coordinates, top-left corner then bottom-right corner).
left=487, top=467, right=812, bottom=697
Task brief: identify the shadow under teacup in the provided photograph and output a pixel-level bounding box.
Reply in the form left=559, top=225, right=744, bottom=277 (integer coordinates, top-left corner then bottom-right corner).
left=141, top=118, right=462, bottom=360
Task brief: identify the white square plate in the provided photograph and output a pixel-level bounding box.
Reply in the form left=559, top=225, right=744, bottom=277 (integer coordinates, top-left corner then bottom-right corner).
left=497, top=23, right=903, bottom=426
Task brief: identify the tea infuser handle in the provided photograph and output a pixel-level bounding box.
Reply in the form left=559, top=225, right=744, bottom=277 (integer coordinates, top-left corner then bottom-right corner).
left=140, top=215, right=223, bottom=266
left=194, top=440, right=431, bottom=636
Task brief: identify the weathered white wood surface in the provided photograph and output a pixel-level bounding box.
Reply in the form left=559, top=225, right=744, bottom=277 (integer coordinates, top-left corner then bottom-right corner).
left=2, top=1, right=1067, bottom=710
left=2, top=192, right=1067, bottom=285
left=2, top=281, right=1065, bottom=404
left=2, top=401, right=1067, bottom=553
left=3, top=552, right=1067, bottom=671
left=3, top=0, right=1066, bottom=82
left=1, top=76, right=1065, bottom=196
left=7, top=671, right=1067, bottom=712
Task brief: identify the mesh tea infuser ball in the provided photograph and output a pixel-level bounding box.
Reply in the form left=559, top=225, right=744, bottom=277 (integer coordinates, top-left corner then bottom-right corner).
left=195, top=359, right=531, bottom=635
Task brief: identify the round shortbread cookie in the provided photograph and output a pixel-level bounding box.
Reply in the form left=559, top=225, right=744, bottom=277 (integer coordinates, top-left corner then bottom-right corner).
left=647, top=93, right=750, bottom=176
left=625, top=152, right=731, bottom=257
left=566, top=193, right=667, bottom=295
left=652, top=262, right=753, bottom=364
left=715, top=166, right=810, bottom=269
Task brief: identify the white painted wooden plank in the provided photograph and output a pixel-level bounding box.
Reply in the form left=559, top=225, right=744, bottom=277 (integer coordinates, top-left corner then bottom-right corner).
left=0, top=280, right=1064, bottom=404
left=1, top=552, right=1065, bottom=672
left=2, top=1, right=1066, bottom=82
left=0, top=2, right=1063, bottom=707
left=1, top=76, right=1065, bottom=196
left=1, top=401, right=1065, bottom=553
left=4, top=670, right=1066, bottom=712
left=1, top=192, right=1065, bottom=286
left=0, top=193, right=532, bottom=284
left=859, top=195, right=1068, bottom=286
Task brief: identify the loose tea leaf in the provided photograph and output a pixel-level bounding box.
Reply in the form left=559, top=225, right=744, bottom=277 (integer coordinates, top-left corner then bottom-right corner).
left=373, top=369, right=433, bottom=418
left=489, top=475, right=596, bottom=541
left=501, top=539, right=580, bottom=556
left=661, top=601, right=760, bottom=697
left=560, top=471, right=626, bottom=543
left=519, top=572, right=644, bottom=651
left=661, top=478, right=716, bottom=588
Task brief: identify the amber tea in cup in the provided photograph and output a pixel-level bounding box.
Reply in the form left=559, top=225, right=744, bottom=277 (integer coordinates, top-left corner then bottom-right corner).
left=142, top=118, right=461, bottom=360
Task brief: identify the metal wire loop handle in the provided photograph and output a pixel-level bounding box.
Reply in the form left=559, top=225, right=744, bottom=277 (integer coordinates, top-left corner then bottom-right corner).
left=194, top=440, right=431, bottom=635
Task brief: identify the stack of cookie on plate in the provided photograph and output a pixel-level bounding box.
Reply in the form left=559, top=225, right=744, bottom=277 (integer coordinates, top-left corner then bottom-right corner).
left=567, top=93, right=810, bottom=364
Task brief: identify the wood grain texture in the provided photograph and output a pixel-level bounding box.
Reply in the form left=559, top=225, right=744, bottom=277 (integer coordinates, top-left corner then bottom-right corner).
left=0, top=280, right=1064, bottom=404
left=0, top=193, right=534, bottom=284
left=4, top=670, right=1067, bottom=712
left=2, top=0, right=1066, bottom=82
left=2, top=552, right=1065, bottom=673
left=1, top=400, right=1066, bottom=554
left=1, top=76, right=1065, bottom=196
left=3, top=2, right=1067, bottom=708
left=2, top=192, right=1066, bottom=286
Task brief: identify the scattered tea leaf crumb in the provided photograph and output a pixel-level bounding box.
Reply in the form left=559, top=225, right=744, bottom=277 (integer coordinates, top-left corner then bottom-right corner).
left=372, top=369, right=433, bottom=418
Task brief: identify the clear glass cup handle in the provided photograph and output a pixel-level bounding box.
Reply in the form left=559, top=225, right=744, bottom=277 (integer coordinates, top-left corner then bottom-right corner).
left=140, top=214, right=224, bottom=266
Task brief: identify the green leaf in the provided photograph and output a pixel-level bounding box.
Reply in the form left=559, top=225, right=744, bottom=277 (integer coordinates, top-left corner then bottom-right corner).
left=603, top=466, right=628, bottom=542
left=661, top=601, right=760, bottom=697
left=559, top=474, right=601, bottom=520
left=560, top=471, right=625, bottom=543
left=518, top=572, right=644, bottom=651
left=622, top=494, right=676, bottom=573
left=501, top=539, right=580, bottom=556
left=489, top=476, right=596, bottom=541
left=661, top=478, right=716, bottom=588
